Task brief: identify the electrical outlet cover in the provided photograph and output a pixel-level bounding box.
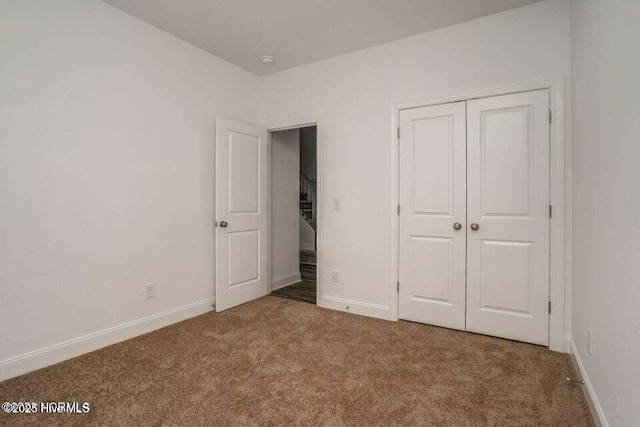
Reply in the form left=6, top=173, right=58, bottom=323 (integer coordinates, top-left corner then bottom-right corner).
left=331, top=270, right=339, bottom=283
left=145, top=284, right=155, bottom=299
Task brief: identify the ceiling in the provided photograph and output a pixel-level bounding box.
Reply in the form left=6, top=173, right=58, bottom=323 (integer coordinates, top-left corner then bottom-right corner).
left=101, top=0, right=543, bottom=75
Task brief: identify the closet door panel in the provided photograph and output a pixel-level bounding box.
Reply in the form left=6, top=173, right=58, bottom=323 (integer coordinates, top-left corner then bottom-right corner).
left=398, top=102, right=466, bottom=330
left=466, top=90, right=550, bottom=346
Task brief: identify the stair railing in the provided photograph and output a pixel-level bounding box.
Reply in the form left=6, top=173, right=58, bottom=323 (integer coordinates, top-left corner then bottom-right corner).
left=300, top=171, right=316, bottom=229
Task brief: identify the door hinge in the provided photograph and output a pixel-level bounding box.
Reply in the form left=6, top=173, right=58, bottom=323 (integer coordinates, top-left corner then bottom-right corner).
left=397, top=127, right=400, bottom=139
left=397, top=204, right=400, bottom=215
left=549, top=205, right=552, bottom=218
left=397, top=281, right=400, bottom=292
left=548, top=301, right=552, bottom=314
left=549, top=109, right=552, bottom=124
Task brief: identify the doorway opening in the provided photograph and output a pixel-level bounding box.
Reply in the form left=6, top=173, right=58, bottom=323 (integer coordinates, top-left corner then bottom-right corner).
left=270, top=125, right=317, bottom=304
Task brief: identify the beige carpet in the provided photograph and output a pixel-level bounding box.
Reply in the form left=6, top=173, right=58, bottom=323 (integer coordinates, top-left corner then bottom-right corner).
left=0, top=296, right=593, bottom=426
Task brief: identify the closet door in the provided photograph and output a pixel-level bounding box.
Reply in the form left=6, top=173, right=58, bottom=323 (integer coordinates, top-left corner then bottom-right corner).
left=466, top=90, right=550, bottom=345
left=398, top=102, right=467, bottom=330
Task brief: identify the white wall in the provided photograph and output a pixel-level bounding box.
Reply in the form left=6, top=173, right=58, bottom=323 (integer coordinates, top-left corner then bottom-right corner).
left=270, top=129, right=300, bottom=289
left=260, top=0, right=572, bottom=320
left=300, top=219, right=316, bottom=252
left=570, top=1, right=640, bottom=425
left=0, top=0, right=258, bottom=379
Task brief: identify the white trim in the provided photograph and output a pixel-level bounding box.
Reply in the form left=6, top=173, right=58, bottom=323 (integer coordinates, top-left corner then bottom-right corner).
left=388, top=106, right=400, bottom=322
left=568, top=339, right=609, bottom=427
left=267, top=127, right=273, bottom=295
left=548, top=77, right=566, bottom=353
left=263, top=115, right=324, bottom=309
left=263, top=116, right=318, bottom=133
left=0, top=298, right=215, bottom=382
left=320, top=296, right=394, bottom=320
left=271, top=272, right=302, bottom=291
left=390, top=76, right=567, bottom=352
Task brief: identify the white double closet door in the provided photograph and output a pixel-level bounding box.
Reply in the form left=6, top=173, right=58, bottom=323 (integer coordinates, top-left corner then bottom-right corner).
left=398, top=90, right=550, bottom=346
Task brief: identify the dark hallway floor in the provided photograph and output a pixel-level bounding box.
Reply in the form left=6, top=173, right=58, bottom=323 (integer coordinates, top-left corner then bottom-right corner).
left=271, top=263, right=316, bottom=304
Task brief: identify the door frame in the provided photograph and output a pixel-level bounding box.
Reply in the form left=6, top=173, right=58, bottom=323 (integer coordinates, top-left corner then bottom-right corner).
left=262, top=116, right=324, bottom=306
left=390, top=76, right=567, bottom=352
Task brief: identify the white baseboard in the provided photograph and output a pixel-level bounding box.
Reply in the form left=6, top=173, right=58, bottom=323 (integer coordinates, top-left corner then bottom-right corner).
left=0, top=298, right=215, bottom=382
left=319, top=295, right=394, bottom=321
left=271, top=272, right=301, bottom=291
left=568, top=338, right=609, bottom=427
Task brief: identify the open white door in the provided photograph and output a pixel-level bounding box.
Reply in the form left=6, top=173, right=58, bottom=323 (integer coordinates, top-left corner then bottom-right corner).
left=215, top=117, right=268, bottom=312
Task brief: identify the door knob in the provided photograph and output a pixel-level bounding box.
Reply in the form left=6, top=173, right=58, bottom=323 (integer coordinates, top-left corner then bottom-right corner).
left=219, top=221, right=228, bottom=228
left=470, top=223, right=480, bottom=231
left=453, top=222, right=462, bottom=230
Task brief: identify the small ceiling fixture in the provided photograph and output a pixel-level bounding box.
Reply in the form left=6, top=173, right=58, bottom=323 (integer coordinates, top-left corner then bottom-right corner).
left=261, top=55, right=275, bottom=64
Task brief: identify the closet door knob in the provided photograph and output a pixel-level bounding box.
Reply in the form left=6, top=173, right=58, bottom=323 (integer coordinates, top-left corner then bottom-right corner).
left=219, top=221, right=228, bottom=228
left=453, top=222, right=462, bottom=230
left=470, top=223, right=480, bottom=231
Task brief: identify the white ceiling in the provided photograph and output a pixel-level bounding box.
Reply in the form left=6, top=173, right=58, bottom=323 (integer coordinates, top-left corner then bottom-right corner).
left=101, top=0, right=543, bottom=75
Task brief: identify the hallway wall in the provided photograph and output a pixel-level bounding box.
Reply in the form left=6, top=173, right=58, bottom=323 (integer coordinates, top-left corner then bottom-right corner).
left=270, top=129, right=301, bottom=290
